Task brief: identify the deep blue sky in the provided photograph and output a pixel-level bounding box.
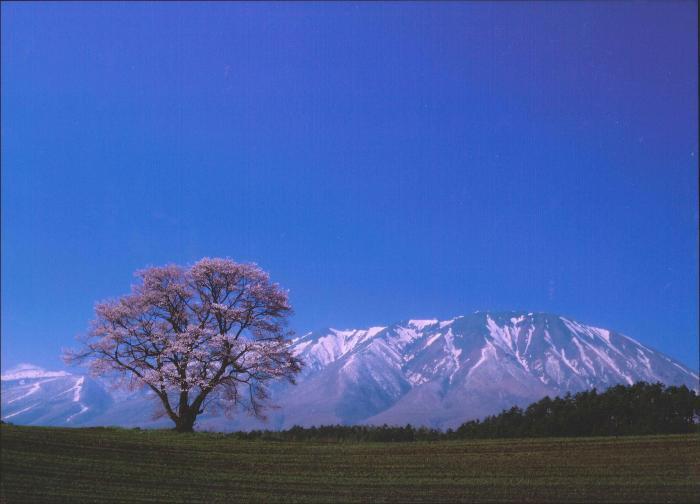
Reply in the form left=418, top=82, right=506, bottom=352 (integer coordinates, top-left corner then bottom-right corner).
left=2, top=2, right=698, bottom=372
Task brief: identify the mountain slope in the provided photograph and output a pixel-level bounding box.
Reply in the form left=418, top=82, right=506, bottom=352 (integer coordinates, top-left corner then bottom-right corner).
left=2, top=312, right=697, bottom=429
left=1, top=364, right=112, bottom=426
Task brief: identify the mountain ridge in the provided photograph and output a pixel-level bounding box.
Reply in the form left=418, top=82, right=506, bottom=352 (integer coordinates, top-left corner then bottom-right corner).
left=278, top=311, right=697, bottom=428
left=2, top=311, right=697, bottom=430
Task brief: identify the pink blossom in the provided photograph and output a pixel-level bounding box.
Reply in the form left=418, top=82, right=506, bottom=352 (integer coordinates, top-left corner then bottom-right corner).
left=65, top=257, right=302, bottom=432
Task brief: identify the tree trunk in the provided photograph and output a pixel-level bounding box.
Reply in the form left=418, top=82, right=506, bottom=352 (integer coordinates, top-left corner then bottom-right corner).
left=174, top=410, right=196, bottom=433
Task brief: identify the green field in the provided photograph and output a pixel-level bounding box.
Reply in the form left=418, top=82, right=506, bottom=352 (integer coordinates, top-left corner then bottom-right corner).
left=1, top=425, right=698, bottom=503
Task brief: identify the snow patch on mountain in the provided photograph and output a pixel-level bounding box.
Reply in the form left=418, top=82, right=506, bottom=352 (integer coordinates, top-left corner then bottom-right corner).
left=408, top=319, right=438, bottom=330
left=1, top=363, right=70, bottom=381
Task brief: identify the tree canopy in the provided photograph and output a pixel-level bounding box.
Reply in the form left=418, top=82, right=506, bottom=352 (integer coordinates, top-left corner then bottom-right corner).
left=66, top=257, right=302, bottom=432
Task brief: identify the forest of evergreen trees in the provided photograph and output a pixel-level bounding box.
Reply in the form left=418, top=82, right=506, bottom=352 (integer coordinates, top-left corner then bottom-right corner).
left=228, top=382, right=699, bottom=442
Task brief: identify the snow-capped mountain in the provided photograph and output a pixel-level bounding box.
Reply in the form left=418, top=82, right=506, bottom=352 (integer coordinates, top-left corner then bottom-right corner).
left=264, top=312, right=698, bottom=428
left=2, top=312, right=698, bottom=430
left=1, top=364, right=112, bottom=426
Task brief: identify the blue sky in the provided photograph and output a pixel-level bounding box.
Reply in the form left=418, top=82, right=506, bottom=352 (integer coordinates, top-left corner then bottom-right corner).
left=2, top=2, right=698, bottom=371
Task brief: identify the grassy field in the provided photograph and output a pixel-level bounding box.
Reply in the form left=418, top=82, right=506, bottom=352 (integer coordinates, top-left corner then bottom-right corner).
left=1, top=425, right=698, bottom=503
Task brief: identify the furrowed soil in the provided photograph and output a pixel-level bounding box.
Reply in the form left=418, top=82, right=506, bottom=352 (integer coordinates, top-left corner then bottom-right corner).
left=1, top=425, right=698, bottom=503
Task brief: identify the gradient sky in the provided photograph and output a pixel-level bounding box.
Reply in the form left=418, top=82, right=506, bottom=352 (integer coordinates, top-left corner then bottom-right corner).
left=2, top=2, right=698, bottom=372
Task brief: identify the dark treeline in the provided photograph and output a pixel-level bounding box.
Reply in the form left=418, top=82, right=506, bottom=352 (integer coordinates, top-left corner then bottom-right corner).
left=228, top=382, right=699, bottom=442
left=456, top=382, right=699, bottom=439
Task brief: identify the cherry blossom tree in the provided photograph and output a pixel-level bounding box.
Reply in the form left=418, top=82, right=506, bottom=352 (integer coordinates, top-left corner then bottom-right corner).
left=66, top=258, right=302, bottom=432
